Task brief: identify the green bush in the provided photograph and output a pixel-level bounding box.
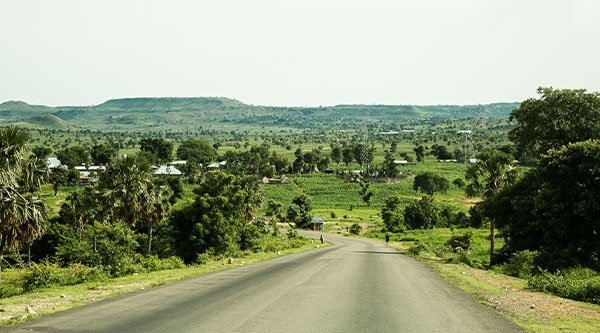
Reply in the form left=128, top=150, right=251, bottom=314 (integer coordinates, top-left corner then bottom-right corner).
left=500, top=250, right=539, bottom=278
left=528, top=267, right=600, bottom=304
left=408, top=242, right=429, bottom=256
left=349, top=223, right=362, bottom=235
left=23, top=261, right=64, bottom=291
left=135, top=255, right=185, bottom=272
left=64, top=263, right=108, bottom=285
left=0, top=283, right=23, bottom=298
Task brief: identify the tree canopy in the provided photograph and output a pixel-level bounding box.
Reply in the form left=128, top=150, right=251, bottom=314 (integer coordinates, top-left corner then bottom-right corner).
left=509, top=87, right=600, bottom=157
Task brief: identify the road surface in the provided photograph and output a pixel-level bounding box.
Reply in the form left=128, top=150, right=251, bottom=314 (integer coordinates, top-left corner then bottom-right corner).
left=3, top=232, right=523, bottom=332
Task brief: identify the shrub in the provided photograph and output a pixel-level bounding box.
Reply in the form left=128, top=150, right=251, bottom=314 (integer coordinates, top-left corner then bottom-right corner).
left=64, top=263, right=108, bottom=285
left=500, top=250, right=539, bottom=278
left=330, top=212, right=337, bottom=219
left=446, top=231, right=473, bottom=250
left=0, top=284, right=22, bottom=298
left=528, top=267, right=600, bottom=304
left=453, top=178, right=466, bottom=188
left=349, top=223, right=362, bottom=235
left=23, top=261, right=64, bottom=291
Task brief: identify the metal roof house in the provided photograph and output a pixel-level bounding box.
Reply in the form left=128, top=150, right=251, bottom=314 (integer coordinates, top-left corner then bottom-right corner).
left=153, top=165, right=182, bottom=176
left=310, top=217, right=324, bottom=231
left=46, top=157, right=61, bottom=169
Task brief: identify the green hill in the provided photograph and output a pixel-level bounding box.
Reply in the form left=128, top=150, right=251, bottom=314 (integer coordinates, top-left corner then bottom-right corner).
left=0, top=97, right=519, bottom=132
left=24, top=114, right=68, bottom=129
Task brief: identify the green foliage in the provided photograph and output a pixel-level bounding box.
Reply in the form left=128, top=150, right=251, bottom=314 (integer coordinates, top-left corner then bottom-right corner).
left=31, top=146, right=52, bottom=159
left=413, top=145, right=425, bottom=162
left=170, top=171, right=263, bottom=262
left=528, top=268, right=600, bottom=305
left=54, top=221, right=139, bottom=276
left=452, top=178, right=465, bottom=188
left=139, top=137, right=173, bottom=163
left=90, top=143, right=116, bottom=165
left=286, top=194, right=312, bottom=228
left=381, top=195, right=405, bottom=232
left=358, top=181, right=374, bottom=206
left=349, top=223, right=362, bottom=235
left=56, top=145, right=90, bottom=168
left=24, top=261, right=108, bottom=291
left=430, top=144, right=453, bottom=160
left=499, top=250, right=539, bottom=279
left=176, top=138, right=217, bottom=165
left=465, top=148, right=516, bottom=198
left=509, top=87, right=600, bottom=157
left=380, top=150, right=399, bottom=178
left=486, top=140, right=600, bottom=270
left=413, top=171, right=450, bottom=196
left=404, top=196, right=442, bottom=229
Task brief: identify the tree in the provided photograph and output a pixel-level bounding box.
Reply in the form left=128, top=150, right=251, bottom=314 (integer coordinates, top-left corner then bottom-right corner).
left=90, top=143, right=116, bottom=165
left=484, top=140, right=600, bottom=270
left=430, top=144, right=453, bottom=160
left=465, top=149, right=517, bottom=264
left=404, top=196, right=442, bottom=229
left=342, top=147, right=353, bottom=166
left=381, top=195, right=404, bottom=232
left=286, top=194, right=312, bottom=228
left=509, top=87, right=600, bottom=157
left=56, top=145, right=90, bottom=168
left=176, top=138, right=217, bottom=165
left=413, top=145, right=425, bottom=162
left=330, top=146, right=342, bottom=166
left=352, top=143, right=374, bottom=168
left=381, top=151, right=399, bottom=178
left=31, top=146, right=52, bottom=159
left=413, top=172, right=449, bottom=196
left=141, top=184, right=171, bottom=254
left=358, top=181, right=374, bottom=207
left=170, top=171, right=263, bottom=262
left=0, top=126, right=48, bottom=270
left=140, top=138, right=173, bottom=163
left=98, top=155, right=154, bottom=227
left=292, top=148, right=304, bottom=173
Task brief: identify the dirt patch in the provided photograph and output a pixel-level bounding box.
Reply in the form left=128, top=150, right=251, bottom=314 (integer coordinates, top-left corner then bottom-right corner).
left=463, top=266, right=600, bottom=321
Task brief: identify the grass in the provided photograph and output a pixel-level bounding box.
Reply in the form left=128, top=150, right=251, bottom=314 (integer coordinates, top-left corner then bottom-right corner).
left=0, top=239, right=329, bottom=327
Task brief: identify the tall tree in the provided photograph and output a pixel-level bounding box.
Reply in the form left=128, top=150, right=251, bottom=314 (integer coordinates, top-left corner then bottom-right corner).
left=176, top=138, right=217, bottom=165
left=0, top=126, right=48, bottom=270
left=330, top=146, right=342, bottom=166
left=509, top=87, right=600, bottom=157
left=413, top=172, right=449, bottom=196
left=99, top=155, right=153, bottom=227
left=465, top=149, right=517, bottom=264
left=140, top=138, right=174, bottom=163
left=413, top=145, right=425, bottom=162
left=90, top=143, right=117, bottom=165
left=56, top=145, right=90, bottom=168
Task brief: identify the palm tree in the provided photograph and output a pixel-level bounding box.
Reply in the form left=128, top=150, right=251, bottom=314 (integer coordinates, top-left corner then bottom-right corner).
left=466, top=149, right=517, bottom=265
left=99, top=155, right=153, bottom=227
left=19, top=194, right=47, bottom=263
left=0, top=126, right=47, bottom=271
left=141, top=185, right=171, bottom=254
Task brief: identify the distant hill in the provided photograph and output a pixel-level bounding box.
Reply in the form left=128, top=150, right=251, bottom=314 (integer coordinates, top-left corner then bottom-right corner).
left=0, top=98, right=520, bottom=132
left=24, top=114, right=68, bottom=129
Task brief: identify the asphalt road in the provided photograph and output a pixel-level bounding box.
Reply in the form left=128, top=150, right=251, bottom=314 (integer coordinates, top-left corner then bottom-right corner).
left=4, top=232, right=523, bottom=332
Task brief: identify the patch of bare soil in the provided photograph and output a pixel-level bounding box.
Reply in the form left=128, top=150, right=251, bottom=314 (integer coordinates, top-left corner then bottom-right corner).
left=468, top=268, right=600, bottom=321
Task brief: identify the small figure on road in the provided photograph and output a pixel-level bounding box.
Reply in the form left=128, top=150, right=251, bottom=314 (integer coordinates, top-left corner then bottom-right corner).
left=385, top=233, right=390, bottom=247
left=320, top=234, right=324, bottom=244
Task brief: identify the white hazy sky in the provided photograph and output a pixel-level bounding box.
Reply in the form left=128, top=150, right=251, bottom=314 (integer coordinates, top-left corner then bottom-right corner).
left=1, top=0, right=599, bottom=107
